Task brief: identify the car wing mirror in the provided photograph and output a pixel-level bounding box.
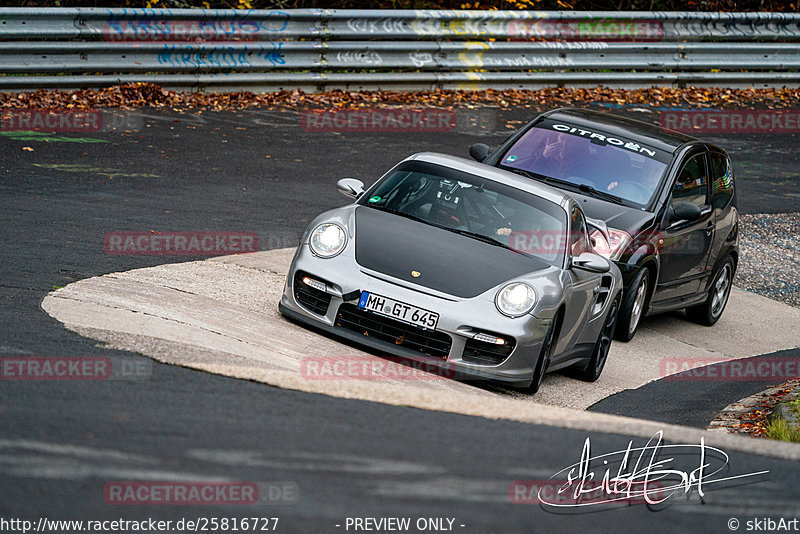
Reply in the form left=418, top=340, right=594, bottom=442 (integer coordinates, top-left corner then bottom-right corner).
left=469, top=143, right=491, bottom=162
left=337, top=178, right=365, bottom=199
left=585, top=216, right=610, bottom=244
left=669, top=201, right=702, bottom=223
left=571, top=252, right=611, bottom=273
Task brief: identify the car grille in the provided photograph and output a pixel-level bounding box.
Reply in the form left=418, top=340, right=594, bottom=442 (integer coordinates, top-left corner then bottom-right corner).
left=462, top=335, right=516, bottom=365
left=294, top=271, right=332, bottom=316
left=335, top=303, right=452, bottom=359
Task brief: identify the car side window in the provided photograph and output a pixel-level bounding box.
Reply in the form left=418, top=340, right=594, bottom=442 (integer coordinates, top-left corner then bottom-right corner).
left=710, top=152, right=735, bottom=210
left=671, top=154, right=709, bottom=209
left=570, top=206, right=590, bottom=257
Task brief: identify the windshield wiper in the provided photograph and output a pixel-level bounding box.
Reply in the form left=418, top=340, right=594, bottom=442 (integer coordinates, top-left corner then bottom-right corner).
left=368, top=204, right=430, bottom=225
left=446, top=228, right=528, bottom=254
left=505, top=168, right=588, bottom=193
left=575, top=184, right=624, bottom=204
left=503, top=167, right=554, bottom=184
left=503, top=167, right=623, bottom=204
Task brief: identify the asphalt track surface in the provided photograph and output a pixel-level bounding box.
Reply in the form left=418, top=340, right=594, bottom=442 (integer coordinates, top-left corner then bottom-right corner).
left=590, top=347, right=800, bottom=428
left=2, top=106, right=800, bottom=533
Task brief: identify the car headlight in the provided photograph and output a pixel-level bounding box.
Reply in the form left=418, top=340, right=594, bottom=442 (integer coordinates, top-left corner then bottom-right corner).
left=309, top=223, right=346, bottom=258
left=495, top=282, right=536, bottom=317
left=590, top=228, right=632, bottom=261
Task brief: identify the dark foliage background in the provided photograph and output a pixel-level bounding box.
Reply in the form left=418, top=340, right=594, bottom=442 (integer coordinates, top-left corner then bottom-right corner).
left=7, top=0, right=798, bottom=13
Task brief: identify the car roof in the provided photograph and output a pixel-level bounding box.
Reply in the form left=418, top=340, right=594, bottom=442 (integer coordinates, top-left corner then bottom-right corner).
left=543, top=108, right=698, bottom=153
left=406, top=152, right=571, bottom=208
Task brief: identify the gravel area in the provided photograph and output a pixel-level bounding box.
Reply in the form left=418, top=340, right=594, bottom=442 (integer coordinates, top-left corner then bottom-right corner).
left=738, top=213, right=800, bottom=308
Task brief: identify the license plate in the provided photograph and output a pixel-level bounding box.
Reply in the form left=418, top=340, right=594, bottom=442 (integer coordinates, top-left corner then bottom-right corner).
left=358, top=292, right=439, bottom=330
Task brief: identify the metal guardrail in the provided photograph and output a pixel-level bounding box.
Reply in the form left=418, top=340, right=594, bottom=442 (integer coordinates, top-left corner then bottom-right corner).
left=1, top=8, right=800, bottom=92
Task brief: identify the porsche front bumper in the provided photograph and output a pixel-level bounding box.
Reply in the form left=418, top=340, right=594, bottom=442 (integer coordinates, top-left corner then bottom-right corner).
left=279, top=244, right=552, bottom=387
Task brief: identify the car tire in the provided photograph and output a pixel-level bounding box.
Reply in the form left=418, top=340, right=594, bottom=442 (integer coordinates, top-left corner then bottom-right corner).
left=527, top=314, right=558, bottom=394
left=686, top=256, right=735, bottom=326
left=614, top=268, right=649, bottom=342
left=574, top=295, right=620, bottom=382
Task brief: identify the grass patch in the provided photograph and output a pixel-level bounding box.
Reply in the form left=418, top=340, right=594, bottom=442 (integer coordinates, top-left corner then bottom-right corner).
left=764, top=417, right=800, bottom=443
left=787, top=396, right=800, bottom=416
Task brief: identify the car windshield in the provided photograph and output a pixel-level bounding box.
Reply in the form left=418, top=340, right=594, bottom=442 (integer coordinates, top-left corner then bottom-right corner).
left=358, top=160, right=568, bottom=265
left=499, top=120, right=671, bottom=207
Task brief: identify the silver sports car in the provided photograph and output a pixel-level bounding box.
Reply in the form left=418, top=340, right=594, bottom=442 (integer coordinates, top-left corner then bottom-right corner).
left=279, top=152, right=623, bottom=392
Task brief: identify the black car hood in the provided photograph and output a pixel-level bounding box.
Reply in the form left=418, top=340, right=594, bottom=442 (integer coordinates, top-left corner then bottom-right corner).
left=354, top=206, right=550, bottom=298
left=571, top=192, right=656, bottom=234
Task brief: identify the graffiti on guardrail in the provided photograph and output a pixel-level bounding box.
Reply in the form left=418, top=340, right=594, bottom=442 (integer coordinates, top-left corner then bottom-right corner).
left=3, top=9, right=800, bottom=92
left=410, top=18, right=492, bottom=37
left=483, top=55, right=575, bottom=68
left=355, top=13, right=800, bottom=41
left=509, top=19, right=665, bottom=41
left=398, top=15, right=665, bottom=41
left=103, top=12, right=290, bottom=42
left=346, top=17, right=409, bottom=35
left=157, top=42, right=284, bottom=68
left=329, top=46, right=578, bottom=69
left=672, top=18, right=800, bottom=39
left=334, top=50, right=383, bottom=66
left=409, top=52, right=434, bottom=67
left=6, top=10, right=800, bottom=42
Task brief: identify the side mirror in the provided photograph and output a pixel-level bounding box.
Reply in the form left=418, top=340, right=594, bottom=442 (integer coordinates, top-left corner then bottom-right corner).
left=337, top=178, right=365, bottom=199
left=571, top=252, right=611, bottom=273
left=669, top=202, right=702, bottom=223
left=585, top=216, right=610, bottom=243
left=469, top=143, right=490, bottom=162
